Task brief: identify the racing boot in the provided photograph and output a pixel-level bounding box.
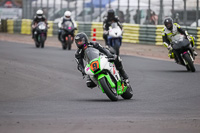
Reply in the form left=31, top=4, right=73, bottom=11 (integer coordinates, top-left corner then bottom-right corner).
left=32, top=31, right=34, bottom=39
left=118, top=68, right=129, bottom=86
left=115, top=57, right=130, bottom=86
left=193, top=50, right=198, bottom=56
left=86, top=76, right=97, bottom=89
left=58, top=32, right=62, bottom=42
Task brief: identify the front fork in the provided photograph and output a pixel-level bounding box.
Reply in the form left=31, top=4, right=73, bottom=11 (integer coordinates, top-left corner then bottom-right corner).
left=181, top=51, right=194, bottom=65
left=98, top=74, right=127, bottom=95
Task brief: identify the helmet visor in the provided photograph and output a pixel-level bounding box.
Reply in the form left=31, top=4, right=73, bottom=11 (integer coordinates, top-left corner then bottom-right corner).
left=75, top=38, right=85, bottom=46
left=65, top=16, right=70, bottom=18
left=166, top=23, right=172, bottom=29
left=37, top=14, right=42, bottom=19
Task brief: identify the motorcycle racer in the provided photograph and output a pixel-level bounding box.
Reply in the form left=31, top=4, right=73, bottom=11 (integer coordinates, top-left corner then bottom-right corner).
left=74, top=32, right=129, bottom=88
left=103, top=9, right=123, bottom=45
left=161, top=17, right=197, bottom=58
left=31, top=9, right=48, bottom=39
left=58, top=11, right=77, bottom=43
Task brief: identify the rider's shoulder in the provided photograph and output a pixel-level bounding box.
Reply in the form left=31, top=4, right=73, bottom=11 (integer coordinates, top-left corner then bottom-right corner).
left=161, top=27, right=166, bottom=32
left=89, top=41, right=100, bottom=47
left=115, top=16, right=119, bottom=20
left=103, top=17, right=108, bottom=22
left=42, top=15, right=47, bottom=19
left=174, top=23, right=181, bottom=28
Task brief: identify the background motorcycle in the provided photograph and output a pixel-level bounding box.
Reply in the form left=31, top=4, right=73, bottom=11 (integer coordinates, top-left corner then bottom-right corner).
left=171, top=36, right=196, bottom=72
left=107, top=22, right=123, bottom=55
left=61, top=21, right=75, bottom=50
left=83, top=47, right=133, bottom=101
left=34, top=22, right=47, bottom=48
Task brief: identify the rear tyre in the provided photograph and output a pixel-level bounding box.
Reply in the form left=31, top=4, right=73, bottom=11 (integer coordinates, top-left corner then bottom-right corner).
left=183, top=53, right=195, bottom=72
left=186, top=65, right=190, bottom=71
left=121, top=85, right=133, bottom=99
left=99, top=77, right=118, bottom=101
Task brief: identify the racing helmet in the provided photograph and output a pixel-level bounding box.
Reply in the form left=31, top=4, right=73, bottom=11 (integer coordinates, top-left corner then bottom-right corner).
left=107, top=9, right=115, bottom=20
left=75, top=32, right=89, bottom=49
left=164, top=17, right=173, bottom=30
left=64, top=11, right=71, bottom=20
left=36, top=9, right=43, bottom=19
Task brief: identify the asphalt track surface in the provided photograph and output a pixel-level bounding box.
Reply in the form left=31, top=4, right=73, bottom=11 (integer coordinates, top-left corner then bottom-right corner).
left=0, top=41, right=200, bottom=133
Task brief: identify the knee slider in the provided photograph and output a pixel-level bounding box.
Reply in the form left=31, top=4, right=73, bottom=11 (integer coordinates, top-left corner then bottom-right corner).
left=86, top=81, right=97, bottom=88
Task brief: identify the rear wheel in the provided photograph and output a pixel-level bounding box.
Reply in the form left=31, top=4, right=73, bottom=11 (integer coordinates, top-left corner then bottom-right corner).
left=99, top=77, right=118, bottom=101
left=121, top=85, right=133, bottom=99
left=183, top=53, right=195, bottom=72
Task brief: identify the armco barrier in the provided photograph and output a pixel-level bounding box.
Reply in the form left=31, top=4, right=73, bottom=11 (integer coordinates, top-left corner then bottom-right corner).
left=47, top=21, right=53, bottom=36
left=91, top=22, right=103, bottom=40
left=21, top=19, right=31, bottom=34
left=1, top=19, right=7, bottom=32
left=3, top=19, right=200, bottom=49
left=14, top=20, right=22, bottom=33
left=7, top=19, right=14, bottom=33
left=77, top=22, right=92, bottom=38
left=122, top=23, right=140, bottom=43
left=155, top=25, right=164, bottom=46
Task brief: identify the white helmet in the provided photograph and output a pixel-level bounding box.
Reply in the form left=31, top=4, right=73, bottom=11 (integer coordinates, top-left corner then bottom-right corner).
left=36, top=9, right=43, bottom=18
left=64, top=11, right=71, bottom=19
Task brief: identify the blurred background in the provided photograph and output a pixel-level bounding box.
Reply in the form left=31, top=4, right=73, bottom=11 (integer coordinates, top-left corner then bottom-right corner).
left=0, top=0, right=199, bottom=26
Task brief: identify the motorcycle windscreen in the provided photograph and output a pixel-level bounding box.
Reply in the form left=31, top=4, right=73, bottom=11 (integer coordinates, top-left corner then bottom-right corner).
left=111, top=22, right=118, bottom=28
left=84, top=47, right=100, bottom=63
left=63, top=21, right=74, bottom=32
left=37, top=22, right=46, bottom=30
left=173, top=38, right=190, bottom=50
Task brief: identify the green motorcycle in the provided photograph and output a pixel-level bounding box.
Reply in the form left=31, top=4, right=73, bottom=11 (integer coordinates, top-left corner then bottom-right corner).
left=84, top=47, right=133, bottom=101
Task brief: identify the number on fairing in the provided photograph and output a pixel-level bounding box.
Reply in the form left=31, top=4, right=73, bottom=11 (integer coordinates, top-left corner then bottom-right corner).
left=90, top=61, right=99, bottom=72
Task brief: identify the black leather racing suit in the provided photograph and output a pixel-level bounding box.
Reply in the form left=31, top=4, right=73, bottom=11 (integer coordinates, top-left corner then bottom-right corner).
left=75, top=41, right=128, bottom=88
left=103, top=16, right=123, bottom=45
left=31, top=15, right=47, bottom=38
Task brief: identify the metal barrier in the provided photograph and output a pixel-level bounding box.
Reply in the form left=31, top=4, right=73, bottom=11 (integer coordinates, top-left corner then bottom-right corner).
left=2, top=19, right=200, bottom=49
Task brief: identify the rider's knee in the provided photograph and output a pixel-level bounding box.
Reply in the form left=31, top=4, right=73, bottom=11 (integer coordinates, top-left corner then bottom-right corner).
left=86, top=80, right=97, bottom=88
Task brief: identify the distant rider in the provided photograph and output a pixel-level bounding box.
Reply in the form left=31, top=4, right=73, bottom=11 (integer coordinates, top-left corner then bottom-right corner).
left=103, top=9, right=123, bottom=45
left=161, top=17, right=197, bottom=59
left=74, top=32, right=129, bottom=88
left=58, top=11, right=77, bottom=42
left=31, top=9, right=48, bottom=39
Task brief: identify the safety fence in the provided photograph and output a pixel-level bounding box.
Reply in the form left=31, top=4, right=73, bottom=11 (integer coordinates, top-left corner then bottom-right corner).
left=1, top=19, right=200, bottom=49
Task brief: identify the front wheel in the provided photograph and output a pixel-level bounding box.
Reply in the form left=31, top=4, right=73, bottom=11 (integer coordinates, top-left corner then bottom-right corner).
left=62, top=42, right=67, bottom=50
left=99, top=77, right=118, bottom=101
left=113, top=39, right=121, bottom=55
left=40, top=35, right=46, bottom=48
left=183, top=53, right=195, bottom=72
left=67, top=36, right=72, bottom=50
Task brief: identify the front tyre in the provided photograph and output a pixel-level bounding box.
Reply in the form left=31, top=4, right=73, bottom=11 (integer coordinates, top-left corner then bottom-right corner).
left=183, top=53, right=195, bottom=72
left=67, top=36, right=72, bottom=50
left=99, top=77, right=118, bottom=101
left=113, top=39, right=120, bottom=55
left=62, top=42, right=67, bottom=50
left=40, top=35, right=46, bottom=48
